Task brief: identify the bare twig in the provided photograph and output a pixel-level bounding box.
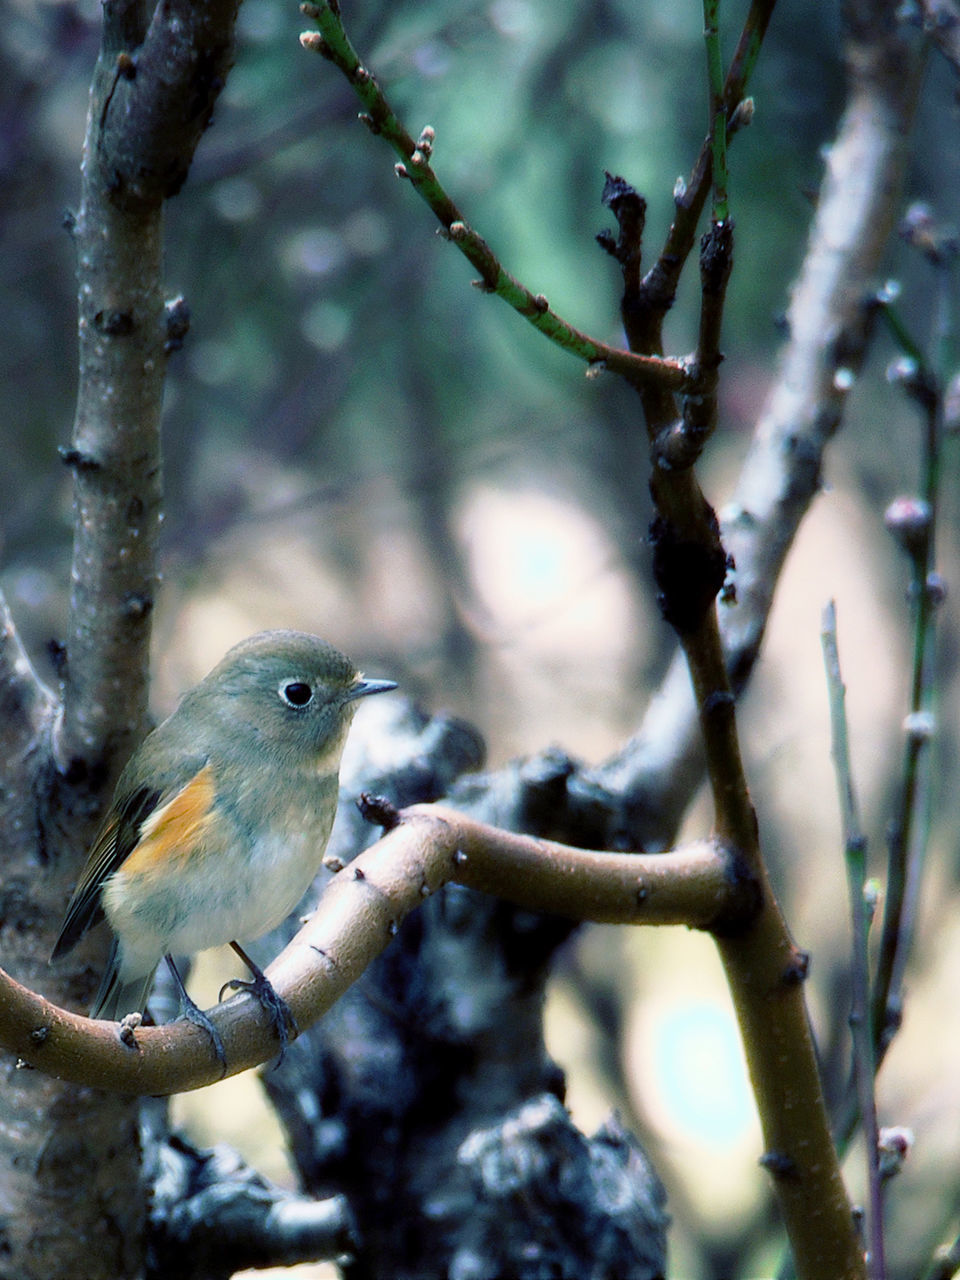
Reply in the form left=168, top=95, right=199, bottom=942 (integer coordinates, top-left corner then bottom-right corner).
left=578, top=19, right=862, bottom=1280
left=657, top=217, right=735, bottom=470
left=588, top=4, right=870, bottom=1274
left=638, top=0, right=775, bottom=322
left=297, top=4, right=689, bottom=393
left=659, top=550, right=863, bottom=1280
left=702, top=0, right=730, bottom=224
left=713, top=902, right=865, bottom=1280
left=592, top=6, right=924, bottom=852
left=821, top=602, right=885, bottom=1280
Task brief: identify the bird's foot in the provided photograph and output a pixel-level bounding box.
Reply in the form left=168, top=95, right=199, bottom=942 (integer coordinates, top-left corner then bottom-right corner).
left=220, top=941, right=298, bottom=1066
left=164, top=953, right=227, bottom=1072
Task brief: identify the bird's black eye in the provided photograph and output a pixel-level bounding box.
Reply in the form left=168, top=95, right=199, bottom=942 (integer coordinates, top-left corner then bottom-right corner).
left=280, top=681, right=314, bottom=708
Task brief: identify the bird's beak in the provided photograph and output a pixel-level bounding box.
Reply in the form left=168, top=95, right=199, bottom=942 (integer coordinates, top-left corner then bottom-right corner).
left=345, top=676, right=397, bottom=702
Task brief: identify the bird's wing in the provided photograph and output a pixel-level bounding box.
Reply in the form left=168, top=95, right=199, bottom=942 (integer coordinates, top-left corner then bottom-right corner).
left=119, top=762, right=218, bottom=877
left=51, top=756, right=216, bottom=959
left=51, top=784, right=162, bottom=959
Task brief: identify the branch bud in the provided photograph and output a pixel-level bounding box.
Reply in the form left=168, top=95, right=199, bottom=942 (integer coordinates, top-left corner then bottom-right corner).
left=883, top=495, right=931, bottom=557
left=878, top=1126, right=914, bottom=1181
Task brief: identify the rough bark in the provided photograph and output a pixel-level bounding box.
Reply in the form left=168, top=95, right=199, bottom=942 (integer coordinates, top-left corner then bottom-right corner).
left=0, top=3, right=239, bottom=1277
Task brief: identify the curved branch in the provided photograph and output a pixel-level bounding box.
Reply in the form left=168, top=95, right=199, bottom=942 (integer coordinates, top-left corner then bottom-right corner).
left=11, top=809, right=733, bottom=1095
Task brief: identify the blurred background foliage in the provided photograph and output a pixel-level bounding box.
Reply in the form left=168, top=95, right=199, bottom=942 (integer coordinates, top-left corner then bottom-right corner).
left=3, top=0, right=960, bottom=1276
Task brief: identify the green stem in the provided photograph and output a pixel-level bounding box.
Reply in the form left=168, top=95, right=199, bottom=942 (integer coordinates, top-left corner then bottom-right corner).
left=703, top=0, right=729, bottom=222
left=871, top=296, right=944, bottom=1060
left=299, top=4, right=688, bottom=392
left=821, top=602, right=885, bottom=1280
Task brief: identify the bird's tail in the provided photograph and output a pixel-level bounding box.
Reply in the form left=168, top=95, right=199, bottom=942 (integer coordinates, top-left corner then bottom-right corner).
left=90, top=939, right=156, bottom=1022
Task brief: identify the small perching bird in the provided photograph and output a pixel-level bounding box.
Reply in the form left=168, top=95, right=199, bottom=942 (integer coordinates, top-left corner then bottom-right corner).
left=51, top=629, right=396, bottom=1061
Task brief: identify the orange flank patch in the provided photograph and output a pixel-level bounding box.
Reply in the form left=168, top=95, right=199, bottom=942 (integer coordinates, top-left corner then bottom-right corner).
left=122, top=764, right=219, bottom=876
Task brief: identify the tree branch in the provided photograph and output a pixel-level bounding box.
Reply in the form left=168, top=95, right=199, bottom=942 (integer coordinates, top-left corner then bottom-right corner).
left=822, top=603, right=885, bottom=1279
left=637, top=0, right=775, bottom=322
left=702, top=0, right=730, bottom=224
left=56, top=0, right=240, bottom=777
left=54, top=6, right=161, bottom=774
left=584, top=6, right=892, bottom=1276
left=0, top=6, right=243, bottom=1278
left=297, top=3, right=689, bottom=393
left=96, top=0, right=241, bottom=212
left=149, top=1135, right=357, bottom=1278
left=10, top=809, right=735, bottom=1094
left=870, top=298, right=946, bottom=1062
left=591, top=5, right=924, bottom=849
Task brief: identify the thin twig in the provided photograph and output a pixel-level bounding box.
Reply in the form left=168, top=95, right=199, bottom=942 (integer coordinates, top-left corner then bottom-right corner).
left=639, top=0, right=775, bottom=319
left=871, top=294, right=946, bottom=1061
left=702, top=0, right=729, bottom=224
left=598, top=1, right=864, bottom=1271
left=297, top=5, right=689, bottom=393
left=821, top=601, right=886, bottom=1280
left=663, top=216, right=734, bottom=469
left=599, top=49, right=864, bottom=1280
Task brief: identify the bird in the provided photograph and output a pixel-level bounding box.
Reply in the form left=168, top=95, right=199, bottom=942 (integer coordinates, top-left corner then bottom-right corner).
left=51, top=629, right=396, bottom=1063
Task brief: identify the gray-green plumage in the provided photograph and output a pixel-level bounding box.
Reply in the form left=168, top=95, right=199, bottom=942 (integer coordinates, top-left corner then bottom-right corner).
left=52, top=630, right=396, bottom=1022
